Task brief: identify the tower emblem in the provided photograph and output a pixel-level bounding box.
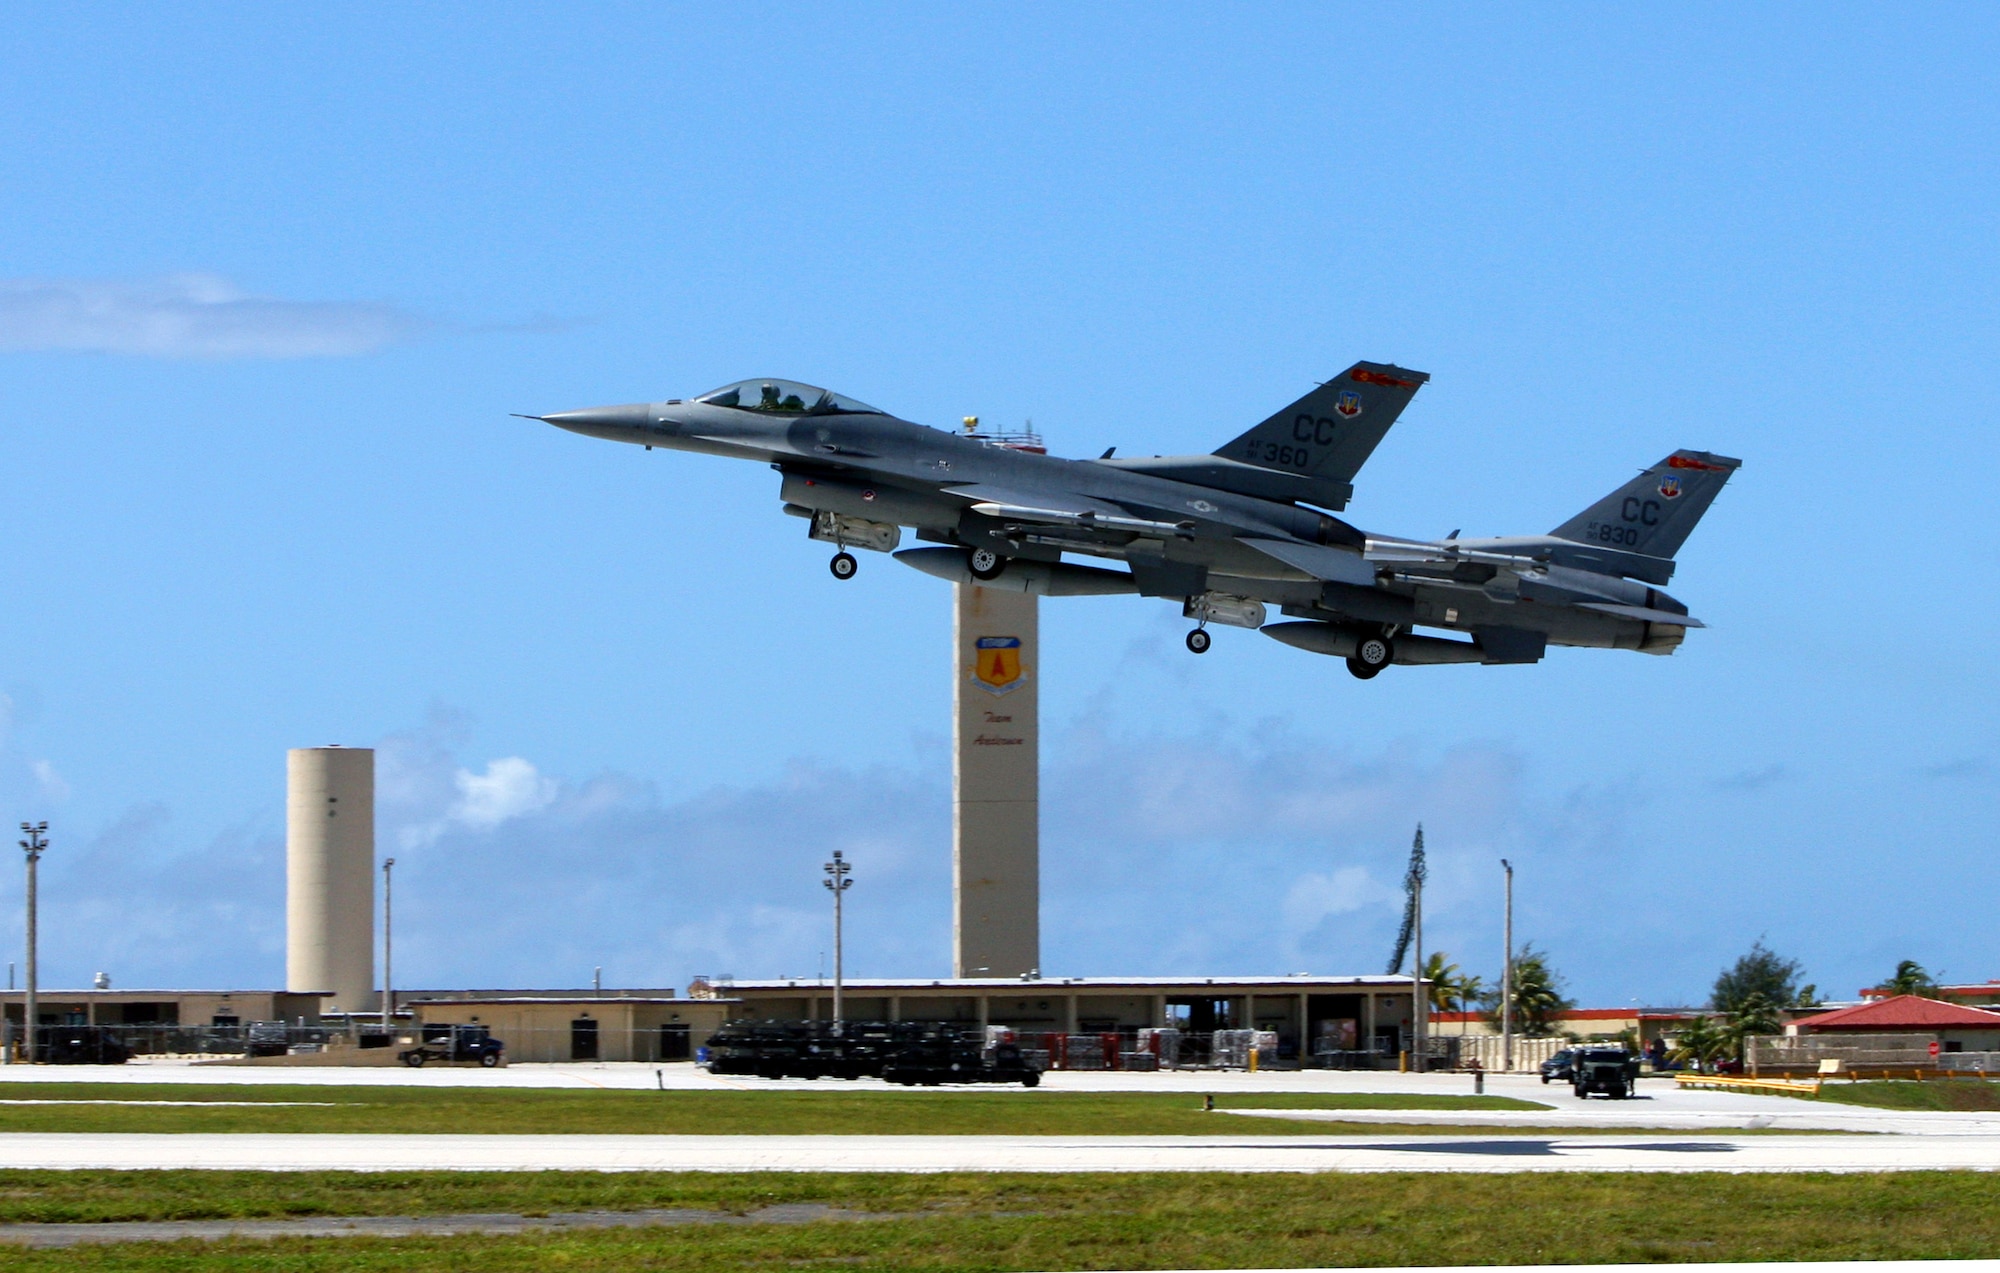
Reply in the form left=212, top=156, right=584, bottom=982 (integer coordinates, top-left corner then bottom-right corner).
left=972, top=636, right=1025, bottom=695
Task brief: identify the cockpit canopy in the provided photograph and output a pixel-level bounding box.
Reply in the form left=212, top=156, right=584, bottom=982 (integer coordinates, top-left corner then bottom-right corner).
left=695, top=379, right=883, bottom=416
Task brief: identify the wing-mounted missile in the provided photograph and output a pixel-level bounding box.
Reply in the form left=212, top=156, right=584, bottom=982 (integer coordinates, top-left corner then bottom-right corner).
left=969, top=501, right=1198, bottom=540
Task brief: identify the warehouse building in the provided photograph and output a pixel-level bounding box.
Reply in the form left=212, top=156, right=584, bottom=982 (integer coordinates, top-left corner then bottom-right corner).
left=693, top=974, right=1422, bottom=1065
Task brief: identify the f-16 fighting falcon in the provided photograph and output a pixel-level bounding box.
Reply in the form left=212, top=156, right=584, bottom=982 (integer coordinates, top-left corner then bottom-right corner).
left=531, top=367, right=1739, bottom=679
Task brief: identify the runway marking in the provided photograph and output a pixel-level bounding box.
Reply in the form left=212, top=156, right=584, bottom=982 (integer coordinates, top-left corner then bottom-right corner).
left=0, top=1203, right=896, bottom=1248
left=0, top=1100, right=341, bottom=1108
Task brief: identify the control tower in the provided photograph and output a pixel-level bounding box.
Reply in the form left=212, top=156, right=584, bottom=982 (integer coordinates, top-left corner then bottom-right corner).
left=953, top=582, right=1040, bottom=978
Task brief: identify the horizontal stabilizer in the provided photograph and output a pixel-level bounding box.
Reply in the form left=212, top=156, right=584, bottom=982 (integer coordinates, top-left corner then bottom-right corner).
left=1238, top=537, right=1376, bottom=586
left=1575, top=601, right=1705, bottom=628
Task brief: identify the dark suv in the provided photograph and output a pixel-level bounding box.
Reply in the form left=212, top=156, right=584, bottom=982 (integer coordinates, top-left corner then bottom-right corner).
left=400, top=1024, right=504, bottom=1068
left=1539, top=1048, right=1576, bottom=1084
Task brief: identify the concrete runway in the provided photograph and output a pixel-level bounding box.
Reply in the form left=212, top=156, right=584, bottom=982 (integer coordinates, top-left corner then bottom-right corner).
left=5, top=1060, right=1994, bottom=1135
left=4, top=1130, right=1999, bottom=1173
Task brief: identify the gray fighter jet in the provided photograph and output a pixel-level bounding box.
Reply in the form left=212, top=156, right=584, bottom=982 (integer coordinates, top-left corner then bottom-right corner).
left=533, top=367, right=1738, bottom=678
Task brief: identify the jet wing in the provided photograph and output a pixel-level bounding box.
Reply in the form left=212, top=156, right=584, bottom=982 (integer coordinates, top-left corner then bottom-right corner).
left=1238, top=537, right=1376, bottom=586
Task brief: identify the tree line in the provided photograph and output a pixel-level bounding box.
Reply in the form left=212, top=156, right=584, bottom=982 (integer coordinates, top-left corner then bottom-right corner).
left=1412, top=943, right=1951, bottom=1064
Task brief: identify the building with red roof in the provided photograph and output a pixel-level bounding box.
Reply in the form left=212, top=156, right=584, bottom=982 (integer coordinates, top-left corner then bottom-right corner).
left=1860, top=980, right=2000, bottom=1008
left=1790, top=994, right=2000, bottom=1051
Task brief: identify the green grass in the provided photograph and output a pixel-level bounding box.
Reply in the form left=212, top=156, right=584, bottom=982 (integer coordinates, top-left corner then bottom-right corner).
left=4, top=1171, right=2000, bottom=1268
left=0, top=1084, right=1547, bottom=1137
left=1814, top=1079, right=2000, bottom=1112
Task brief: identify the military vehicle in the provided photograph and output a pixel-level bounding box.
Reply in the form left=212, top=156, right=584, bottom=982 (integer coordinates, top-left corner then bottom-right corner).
left=703, top=1019, right=1041, bottom=1085
left=34, top=1025, right=130, bottom=1065
left=1572, top=1045, right=1641, bottom=1099
left=534, top=366, right=1739, bottom=677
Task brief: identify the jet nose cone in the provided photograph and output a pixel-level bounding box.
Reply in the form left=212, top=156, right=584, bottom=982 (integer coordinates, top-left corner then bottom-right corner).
left=536, top=402, right=655, bottom=435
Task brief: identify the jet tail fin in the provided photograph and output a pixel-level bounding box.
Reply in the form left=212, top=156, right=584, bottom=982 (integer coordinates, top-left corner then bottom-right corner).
left=1214, top=362, right=1428, bottom=509
left=1551, top=450, right=1742, bottom=561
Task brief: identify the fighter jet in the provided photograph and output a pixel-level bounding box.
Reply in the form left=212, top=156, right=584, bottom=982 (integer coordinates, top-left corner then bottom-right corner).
left=532, top=367, right=1738, bottom=678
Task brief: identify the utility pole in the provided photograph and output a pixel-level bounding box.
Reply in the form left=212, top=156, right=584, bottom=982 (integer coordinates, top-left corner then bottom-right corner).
left=1412, top=826, right=1425, bottom=1075
left=20, top=823, right=47, bottom=1065
left=381, top=858, right=395, bottom=1032
left=1501, top=858, right=1514, bottom=1073
left=822, top=850, right=853, bottom=1031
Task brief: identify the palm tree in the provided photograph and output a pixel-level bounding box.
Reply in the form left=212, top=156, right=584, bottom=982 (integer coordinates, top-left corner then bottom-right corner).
left=1727, top=990, right=1784, bottom=1063
left=1480, top=945, right=1575, bottom=1036
left=1882, top=960, right=1940, bottom=998
left=1670, top=1015, right=1734, bottom=1073
left=1420, top=952, right=1461, bottom=1014
left=1454, top=973, right=1487, bottom=1035
left=1418, top=953, right=1487, bottom=1034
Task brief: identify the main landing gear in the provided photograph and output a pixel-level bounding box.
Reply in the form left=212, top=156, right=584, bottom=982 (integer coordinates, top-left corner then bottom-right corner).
left=1185, top=627, right=1212, bottom=654
left=966, top=547, right=1007, bottom=581
left=1346, top=633, right=1394, bottom=680
left=829, top=551, right=858, bottom=580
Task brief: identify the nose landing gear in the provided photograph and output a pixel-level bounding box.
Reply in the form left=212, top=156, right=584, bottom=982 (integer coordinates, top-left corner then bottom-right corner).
left=1185, top=627, right=1212, bottom=654
left=829, top=551, right=859, bottom=580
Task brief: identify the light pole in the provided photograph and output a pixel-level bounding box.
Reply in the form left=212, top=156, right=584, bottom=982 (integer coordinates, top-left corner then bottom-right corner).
left=1501, top=858, right=1514, bottom=1073
left=381, top=858, right=395, bottom=1032
left=822, top=850, right=853, bottom=1031
left=20, top=822, right=47, bottom=1065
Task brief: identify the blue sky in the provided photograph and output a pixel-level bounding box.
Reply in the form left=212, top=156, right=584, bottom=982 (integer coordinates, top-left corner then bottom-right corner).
left=1, top=5, right=1995, bottom=1007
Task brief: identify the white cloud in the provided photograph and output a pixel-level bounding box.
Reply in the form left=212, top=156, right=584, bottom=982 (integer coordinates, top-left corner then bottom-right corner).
left=450, top=757, right=556, bottom=829
left=0, top=273, right=419, bottom=358
left=30, top=759, right=71, bottom=803
left=1281, top=867, right=1387, bottom=933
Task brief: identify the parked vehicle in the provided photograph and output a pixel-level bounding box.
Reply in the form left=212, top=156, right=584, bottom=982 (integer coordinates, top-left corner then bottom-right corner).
left=36, top=1025, right=130, bottom=1065
left=400, top=1024, right=504, bottom=1068
left=1572, top=1046, right=1641, bottom=1099
left=246, top=1021, right=292, bottom=1058
left=880, top=1026, right=1041, bottom=1087
left=704, top=1020, right=1041, bottom=1086
left=1539, top=1048, right=1576, bottom=1084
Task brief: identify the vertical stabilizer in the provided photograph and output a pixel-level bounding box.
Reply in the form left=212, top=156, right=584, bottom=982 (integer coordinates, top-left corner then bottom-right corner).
left=1551, top=450, right=1741, bottom=560
left=1216, top=362, right=1429, bottom=507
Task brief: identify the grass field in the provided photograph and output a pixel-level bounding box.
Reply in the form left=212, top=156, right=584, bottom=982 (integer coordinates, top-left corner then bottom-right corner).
left=0, top=1084, right=1552, bottom=1137
left=1815, top=1079, right=2000, bottom=1112
left=5, top=1170, right=2000, bottom=1268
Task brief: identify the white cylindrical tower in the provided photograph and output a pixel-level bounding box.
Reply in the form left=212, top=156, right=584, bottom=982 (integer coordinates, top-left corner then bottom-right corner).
left=286, top=747, right=375, bottom=1013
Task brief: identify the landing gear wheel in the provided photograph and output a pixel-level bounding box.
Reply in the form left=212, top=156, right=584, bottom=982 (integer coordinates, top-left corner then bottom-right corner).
left=1185, top=628, right=1212, bottom=654
left=829, top=552, right=858, bottom=580
left=967, top=547, right=1006, bottom=581
left=1345, top=657, right=1384, bottom=680
left=1354, top=633, right=1393, bottom=671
